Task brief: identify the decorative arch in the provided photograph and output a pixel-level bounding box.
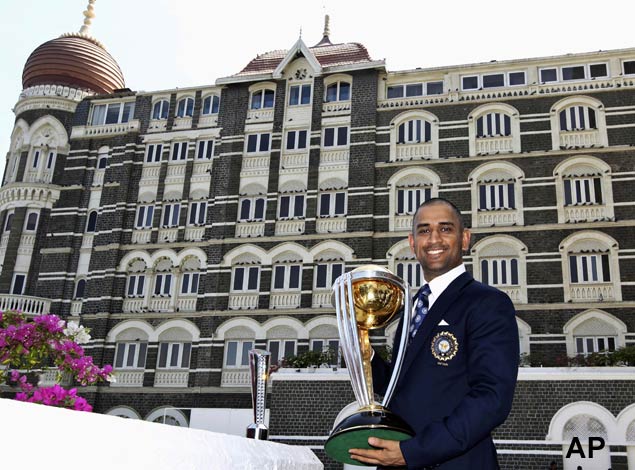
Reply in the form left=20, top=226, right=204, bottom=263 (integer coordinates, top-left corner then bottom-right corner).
left=553, top=155, right=614, bottom=224
left=156, top=318, right=200, bottom=342
left=563, top=309, right=627, bottom=356
left=547, top=401, right=616, bottom=442
left=269, top=242, right=311, bottom=264
left=387, top=167, right=440, bottom=232
left=105, top=406, right=141, bottom=420
left=306, top=315, right=338, bottom=338
left=310, top=240, right=355, bottom=262
left=145, top=407, right=189, bottom=427
left=550, top=95, right=608, bottom=150
left=467, top=161, right=524, bottom=228
left=323, top=73, right=353, bottom=102
left=559, top=231, right=621, bottom=303
left=27, top=115, right=69, bottom=149
left=467, top=102, right=521, bottom=156
left=389, top=109, right=439, bottom=161
left=471, top=234, right=528, bottom=303
left=106, top=320, right=154, bottom=342
left=263, top=316, right=309, bottom=338
left=175, top=247, right=206, bottom=268
left=215, top=317, right=265, bottom=340
left=221, top=244, right=267, bottom=267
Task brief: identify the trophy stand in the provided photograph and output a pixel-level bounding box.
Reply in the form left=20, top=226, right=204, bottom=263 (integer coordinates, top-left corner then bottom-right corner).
left=246, top=349, right=270, bottom=440
left=325, top=265, right=415, bottom=466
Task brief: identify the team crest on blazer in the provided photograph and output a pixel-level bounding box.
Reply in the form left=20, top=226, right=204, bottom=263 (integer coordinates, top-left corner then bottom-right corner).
left=431, top=332, right=459, bottom=361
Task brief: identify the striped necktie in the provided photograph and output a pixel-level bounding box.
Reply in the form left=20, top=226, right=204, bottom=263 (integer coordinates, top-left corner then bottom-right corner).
left=409, top=284, right=431, bottom=340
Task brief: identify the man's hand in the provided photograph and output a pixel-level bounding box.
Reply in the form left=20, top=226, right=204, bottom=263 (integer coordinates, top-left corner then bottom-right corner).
left=349, top=437, right=406, bottom=467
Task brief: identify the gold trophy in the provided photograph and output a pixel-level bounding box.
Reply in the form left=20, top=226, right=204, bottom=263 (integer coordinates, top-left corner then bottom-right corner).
left=325, top=265, right=415, bottom=465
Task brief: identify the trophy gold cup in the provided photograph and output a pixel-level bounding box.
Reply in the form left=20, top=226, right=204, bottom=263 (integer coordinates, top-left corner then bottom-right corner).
left=324, top=265, right=415, bottom=465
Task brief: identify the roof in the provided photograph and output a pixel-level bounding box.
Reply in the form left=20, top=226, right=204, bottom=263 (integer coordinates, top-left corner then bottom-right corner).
left=236, top=41, right=373, bottom=77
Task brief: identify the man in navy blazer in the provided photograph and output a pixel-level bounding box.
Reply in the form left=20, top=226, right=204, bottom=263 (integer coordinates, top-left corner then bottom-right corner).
left=350, top=198, right=519, bottom=469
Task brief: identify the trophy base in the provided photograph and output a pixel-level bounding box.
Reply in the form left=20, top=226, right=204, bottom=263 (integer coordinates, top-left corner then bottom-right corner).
left=324, top=408, right=414, bottom=466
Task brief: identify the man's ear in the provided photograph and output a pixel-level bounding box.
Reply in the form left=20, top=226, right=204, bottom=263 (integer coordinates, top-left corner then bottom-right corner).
left=461, top=228, right=471, bottom=252
left=408, top=232, right=415, bottom=254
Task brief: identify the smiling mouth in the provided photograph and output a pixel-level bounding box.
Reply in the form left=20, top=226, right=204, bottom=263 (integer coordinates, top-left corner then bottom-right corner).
left=426, top=249, right=445, bottom=255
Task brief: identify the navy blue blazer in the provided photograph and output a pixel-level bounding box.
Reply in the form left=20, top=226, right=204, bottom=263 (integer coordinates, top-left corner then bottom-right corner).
left=372, top=272, right=519, bottom=469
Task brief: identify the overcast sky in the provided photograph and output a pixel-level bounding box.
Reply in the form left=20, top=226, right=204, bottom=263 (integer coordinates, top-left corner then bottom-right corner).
left=1, top=0, right=634, bottom=176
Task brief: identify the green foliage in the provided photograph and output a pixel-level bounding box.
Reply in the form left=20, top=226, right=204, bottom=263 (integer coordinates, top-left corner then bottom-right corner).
left=519, top=346, right=635, bottom=367
left=283, top=347, right=338, bottom=369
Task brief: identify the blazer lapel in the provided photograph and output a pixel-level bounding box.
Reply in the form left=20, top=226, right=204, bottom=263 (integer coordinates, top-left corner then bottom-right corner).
left=397, top=272, right=474, bottom=383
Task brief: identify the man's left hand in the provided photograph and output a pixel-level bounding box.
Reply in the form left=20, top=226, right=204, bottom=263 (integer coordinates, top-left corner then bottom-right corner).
left=349, top=437, right=406, bottom=467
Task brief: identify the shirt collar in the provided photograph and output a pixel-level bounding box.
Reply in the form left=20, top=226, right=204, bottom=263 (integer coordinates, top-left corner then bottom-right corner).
left=424, top=264, right=466, bottom=300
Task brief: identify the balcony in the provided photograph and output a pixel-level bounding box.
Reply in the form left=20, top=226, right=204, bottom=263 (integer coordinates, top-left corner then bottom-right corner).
left=0, top=294, right=51, bottom=315
left=477, top=209, right=519, bottom=227
left=165, top=162, right=187, bottom=182
left=322, top=101, right=351, bottom=116
left=246, top=108, right=274, bottom=122
left=221, top=368, right=250, bottom=387
left=110, top=369, right=144, bottom=387
left=176, top=297, right=197, bottom=313
left=270, top=292, right=301, bottom=309
left=475, top=136, right=514, bottom=155
left=316, top=217, right=346, bottom=234
left=18, top=233, right=36, bottom=255
left=131, top=229, right=152, bottom=244
left=148, top=296, right=173, bottom=312
left=122, top=297, right=145, bottom=313
left=71, top=119, right=140, bottom=139
left=24, top=169, right=54, bottom=184
left=38, top=369, right=71, bottom=387
left=172, top=117, right=193, bottom=130
left=275, top=219, right=305, bottom=236
left=235, top=221, right=265, bottom=238
left=280, top=151, right=309, bottom=170
left=198, top=115, right=218, bottom=128
left=241, top=155, right=270, bottom=176
left=146, top=119, right=167, bottom=133
left=394, top=142, right=434, bottom=161
left=394, top=214, right=413, bottom=232
left=312, top=290, right=332, bottom=308
left=228, top=292, right=259, bottom=310
left=559, top=129, right=601, bottom=149
left=81, top=233, right=94, bottom=250
left=154, top=369, right=189, bottom=387
left=70, top=300, right=83, bottom=315
left=192, top=160, right=213, bottom=180
left=496, top=286, right=523, bottom=303
left=564, top=204, right=610, bottom=223
left=319, top=148, right=349, bottom=168
left=140, top=165, right=161, bottom=184
left=184, top=226, right=205, bottom=241
left=569, top=283, right=615, bottom=302
left=158, top=227, right=179, bottom=243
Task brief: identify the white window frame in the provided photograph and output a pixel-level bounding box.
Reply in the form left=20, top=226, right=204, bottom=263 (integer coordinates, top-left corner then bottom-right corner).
left=180, top=272, right=200, bottom=295
left=90, top=101, right=135, bottom=126
left=202, top=95, right=220, bottom=115
left=478, top=182, right=515, bottom=210
left=238, top=197, right=266, bottom=221
left=188, top=201, right=207, bottom=226
left=569, top=253, right=611, bottom=284
left=285, top=130, right=308, bottom=151
left=245, top=133, right=271, bottom=153
left=318, top=191, right=347, bottom=217
left=224, top=340, right=254, bottom=368
left=325, top=81, right=351, bottom=102
left=114, top=341, right=148, bottom=369
left=4, top=211, right=14, bottom=232
left=153, top=273, right=173, bottom=296
left=158, top=342, right=191, bottom=369
left=288, top=84, right=312, bottom=106
left=196, top=139, right=214, bottom=160
left=231, top=266, right=260, bottom=292
left=278, top=193, right=305, bottom=220
left=161, top=203, right=181, bottom=227
left=127, top=274, right=146, bottom=298
left=622, top=59, right=635, bottom=76
left=314, top=262, right=343, bottom=289
left=152, top=100, right=170, bottom=120
left=322, top=126, right=349, bottom=148
left=46, top=150, right=56, bottom=170
left=268, top=339, right=296, bottom=365
left=396, top=187, right=431, bottom=215
left=563, top=176, right=603, bottom=206
left=24, top=211, right=39, bottom=232
left=386, top=80, right=444, bottom=98
left=575, top=336, right=616, bottom=356
left=11, top=273, right=26, bottom=295
left=310, top=338, right=341, bottom=366
left=480, top=258, right=519, bottom=287
left=397, top=119, right=431, bottom=144
left=135, top=204, right=155, bottom=229
left=176, top=97, right=194, bottom=118
left=272, top=264, right=302, bottom=291
left=171, top=142, right=189, bottom=161
left=146, top=143, right=163, bottom=163
left=396, top=260, right=423, bottom=290
left=250, top=89, right=275, bottom=110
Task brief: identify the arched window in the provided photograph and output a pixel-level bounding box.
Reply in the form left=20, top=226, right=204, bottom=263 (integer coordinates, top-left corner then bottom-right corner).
left=4, top=212, right=14, bottom=233
left=176, top=97, right=194, bottom=118
left=325, top=81, right=351, bottom=102
left=202, top=95, right=220, bottom=115
left=468, top=103, right=521, bottom=156
left=25, top=212, right=39, bottom=232
left=390, top=110, right=439, bottom=161
left=388, top=168, right=440, bottom=232
left=469, top=162, right=524, bottom=228
left=74, top=279, right=87, bottom=299
left=563, top=310, right=627, bottom=357
left=152, top=100, right=170, bottom=120
left=250, top=88, right=275, bottom=110
left=550, top=96, right=608, bottom=150
left=86, top=211, right=98, bottom=232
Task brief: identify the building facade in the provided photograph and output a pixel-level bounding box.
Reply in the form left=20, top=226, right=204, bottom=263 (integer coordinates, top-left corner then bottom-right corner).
left=2, top=10, right=635, bottom=470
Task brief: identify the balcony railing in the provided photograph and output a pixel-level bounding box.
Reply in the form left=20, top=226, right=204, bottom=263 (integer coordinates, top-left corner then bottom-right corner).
left=166, top=163, right=187, bottom=180
left=241, top=155, right=270, bottom=174
left=570, top=283, right=615, bottom=302
left=176, top=297, right=197, bottom=313
left=172, top=117, right=193, bottom=130
left=316, top=217, right=347, bottom=234
left=475, top=136, right=514, bottom=155
left=394, top=215, right=413, bottom=231
left=154, top=370, right=189, bottom=387
left=71, top=119, right=140, bottom=138
left=246, top=108, right=274, bottom=122
left=131, top=229, right=152, bottom=244
left=70, top=300, right=83, bottom=315
left=228, top=293, right=259, bottom=310
left=92, top=170, right=105, bottom=186
left=280, top=152, right=309, bottom=170
left=0, top=295, right=51, bottom=315
left=24, top=170, right=54, bottom=184
left=111, top=369, right=144, bottom=387
left=148, top=296, right=172, bottom=312
left=221, top=368, right=250, bottom=387
left=158, top=227, right=179, bottom=243
left=122, top=297, right=145, bottom=313
left=496, top=286, right=523, bottom=303
left=559, top=129, right=601, bottom=149
left=320, top=148, right=349, bottom=167
left=147, top=119, right=167, bottom=133
left=275, top=219, right=305, bottom=236
left=184, top=226, right=205, bottom=241
left=394, top=142, right=433, bottom=161
left=18, top=234, right=36, bottom=255
left=198, top=115, right=219, bottom=128
left=564, top=204, right=610, bottom=223
left=477, top=209, right=519, bottom=227
left=311, top=290, right=332, bottom=308
left=236, top=221, right=265, bottom=238
left=270, top=292, right=301, bottom=309
left=322, top=101, right=351, bottom=116
left=140, top=165, right=161, bottom=182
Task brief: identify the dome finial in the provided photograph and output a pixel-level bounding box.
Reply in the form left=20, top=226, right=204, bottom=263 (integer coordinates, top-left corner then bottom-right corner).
left=79, top=0, right=96, bottom=35
left=323, top=14, right=330, bottom=38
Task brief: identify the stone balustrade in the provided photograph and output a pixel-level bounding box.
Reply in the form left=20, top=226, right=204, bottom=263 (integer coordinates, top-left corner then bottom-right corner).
left=322, top=101, right=351, bottom=115
left=184, top=226, right=205, bottom=241
left=311, top=291, right=332, bottom=308
left=141, top=165, right=161, bottom=182
left=476, top=136, right=514, bottom=155
left=172, top=117, right=193, bottom=129
left=81, top=233, right=94, bottom=250
left=275, top=219, right=305, bottom=236
left=228, top=293, right=259, bottom=310
left=497, top=286, right=523, bottom=303
left=166, top=162, right=187, bottom=180
left=235, top=221, right=265, bottom=238
left=319, top=148, right=349, bottom=166
left=246, top=108, right=274, bottom=122
left=559, top=129, right=601, bottom=148
left=316, top=217, right=347, bottom=234
left=394, top=142, right=434, bottom=161
left=158, top=227, right=179, bottom=243
left=71, top=119, right=140, bottom=138
left=477, top=209, right=519, bottom=227
left=147, top=119, right=167, bottom=133
left=148, top=297, right=172, bottom=312
left=18, top=233, right=36, bottom=255
left=241, top=155, right=270, bottom=174
left=122, top=297, right=145, bottom=313
left=92, top=170, right=105, bottom=186
left=394, top=214, right=412, bottom=231
left=131, top=229, right=152, bottom=244
left=176, top=297, right=197, bottom=313
left=198, top=115, right=218, bottom=128
left=24, top=170, right=54, bottom=184
left=280, top=152, right=309, bottom=170
left=570, top=283, right=615, bottom=302
left=270, top=292, right=301, bottom=309
left=154, top=369, right=189, bottom=387
left=111, top=369, right=145, bottom=387
left=564, top=204, right=609, bottom=223
left=70, top=300, right=83, bottom=315
left=221, top=369, right=250, bottom=387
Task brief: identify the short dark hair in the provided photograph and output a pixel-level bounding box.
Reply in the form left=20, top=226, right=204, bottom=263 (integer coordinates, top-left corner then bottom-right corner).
left=411, top=198, right=465, bottom=233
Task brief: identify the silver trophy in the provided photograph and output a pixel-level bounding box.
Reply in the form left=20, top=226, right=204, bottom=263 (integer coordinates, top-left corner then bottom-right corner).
left=325, top=265, right=415, bottom=465
left=246, top=349, right=271, bottom=440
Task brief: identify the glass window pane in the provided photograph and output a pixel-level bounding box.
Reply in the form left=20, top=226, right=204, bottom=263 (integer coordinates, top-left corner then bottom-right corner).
left=426, top=81, right=443, bottom=95
left=286, top=131, right=295, bottom=150
left=226, top=341, right=237, bottom=366
left=562, top=66, right=585, bottom=81
left=324, top=128, right=334, bottom=146
left=279, top=196, right=290, bottom=218
left=405, top=84, right=423, bottom=97
left=233, top=268, right=244, bottom=291
left=301, top=84, right=311, bottom=104
left=335, top=193, right=345, bottom=214
left=590, top=64, right=607, bottom=78
left=483, top=74, right=504, bottom=88
left=122, top=102, right=134, bottom=122
left=274, top=266, right=285, bottom=289
left=264, top=89, right=275, bottom=108
left=259, top=133, right=270, bottom=152
left=540, top=68, right=557, bottom=83
left=624, top=61, right=635, bottom=75
left=337, top=127, right=348, bottom=146
left=240, top=200, right=251, bottom=220
left=248, top=267, right=259, bottom=290
left=462, top=76, right=478, bottom=90
left=289, top=86, right=299, bottom=105
left=331, top=263, right=343, bottom=282
left=181, top=343, right=191, bottom=368
left=255, top=198, right=265, bottom=219
left=138, top=343, right=147, bottom=368
left=298, top=130, right=307, bottom=149
left=269, top=341, right=280, bottom=364
left=509, top=72, right=525, bottom=86
left=326, top=84, right=338, bottom=102
left=115, top=344, right=125, bottom=368
left=284, top=341, right=295, bottom=358
left=293, top=195, right=304, bottom=217
left=105, top=103, right=121, bottom=124
left=387, top=86, right=403, bottom=99
left=316, top=264, right=327, bottom=288
left=91, top=105, right=106, bottom=125
left=289, top=265, right=300, bottom=289
left=320, top=193, right=330, bottom=216
left=247, top=135, right=257, bottom=153
left=241, top=342, right=253, bottom=366
left=251, top=91, right=261, bottom=109
left=340, top=82, right=350, bottom=100
left=159, top=343, right=168, bottom=368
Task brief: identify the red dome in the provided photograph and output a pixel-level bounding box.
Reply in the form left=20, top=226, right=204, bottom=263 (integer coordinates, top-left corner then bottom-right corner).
left=22, top=34, right=125, bottom=95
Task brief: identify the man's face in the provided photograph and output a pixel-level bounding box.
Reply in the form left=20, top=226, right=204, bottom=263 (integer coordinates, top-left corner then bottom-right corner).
left=408, top=202, right=471, bottom=282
